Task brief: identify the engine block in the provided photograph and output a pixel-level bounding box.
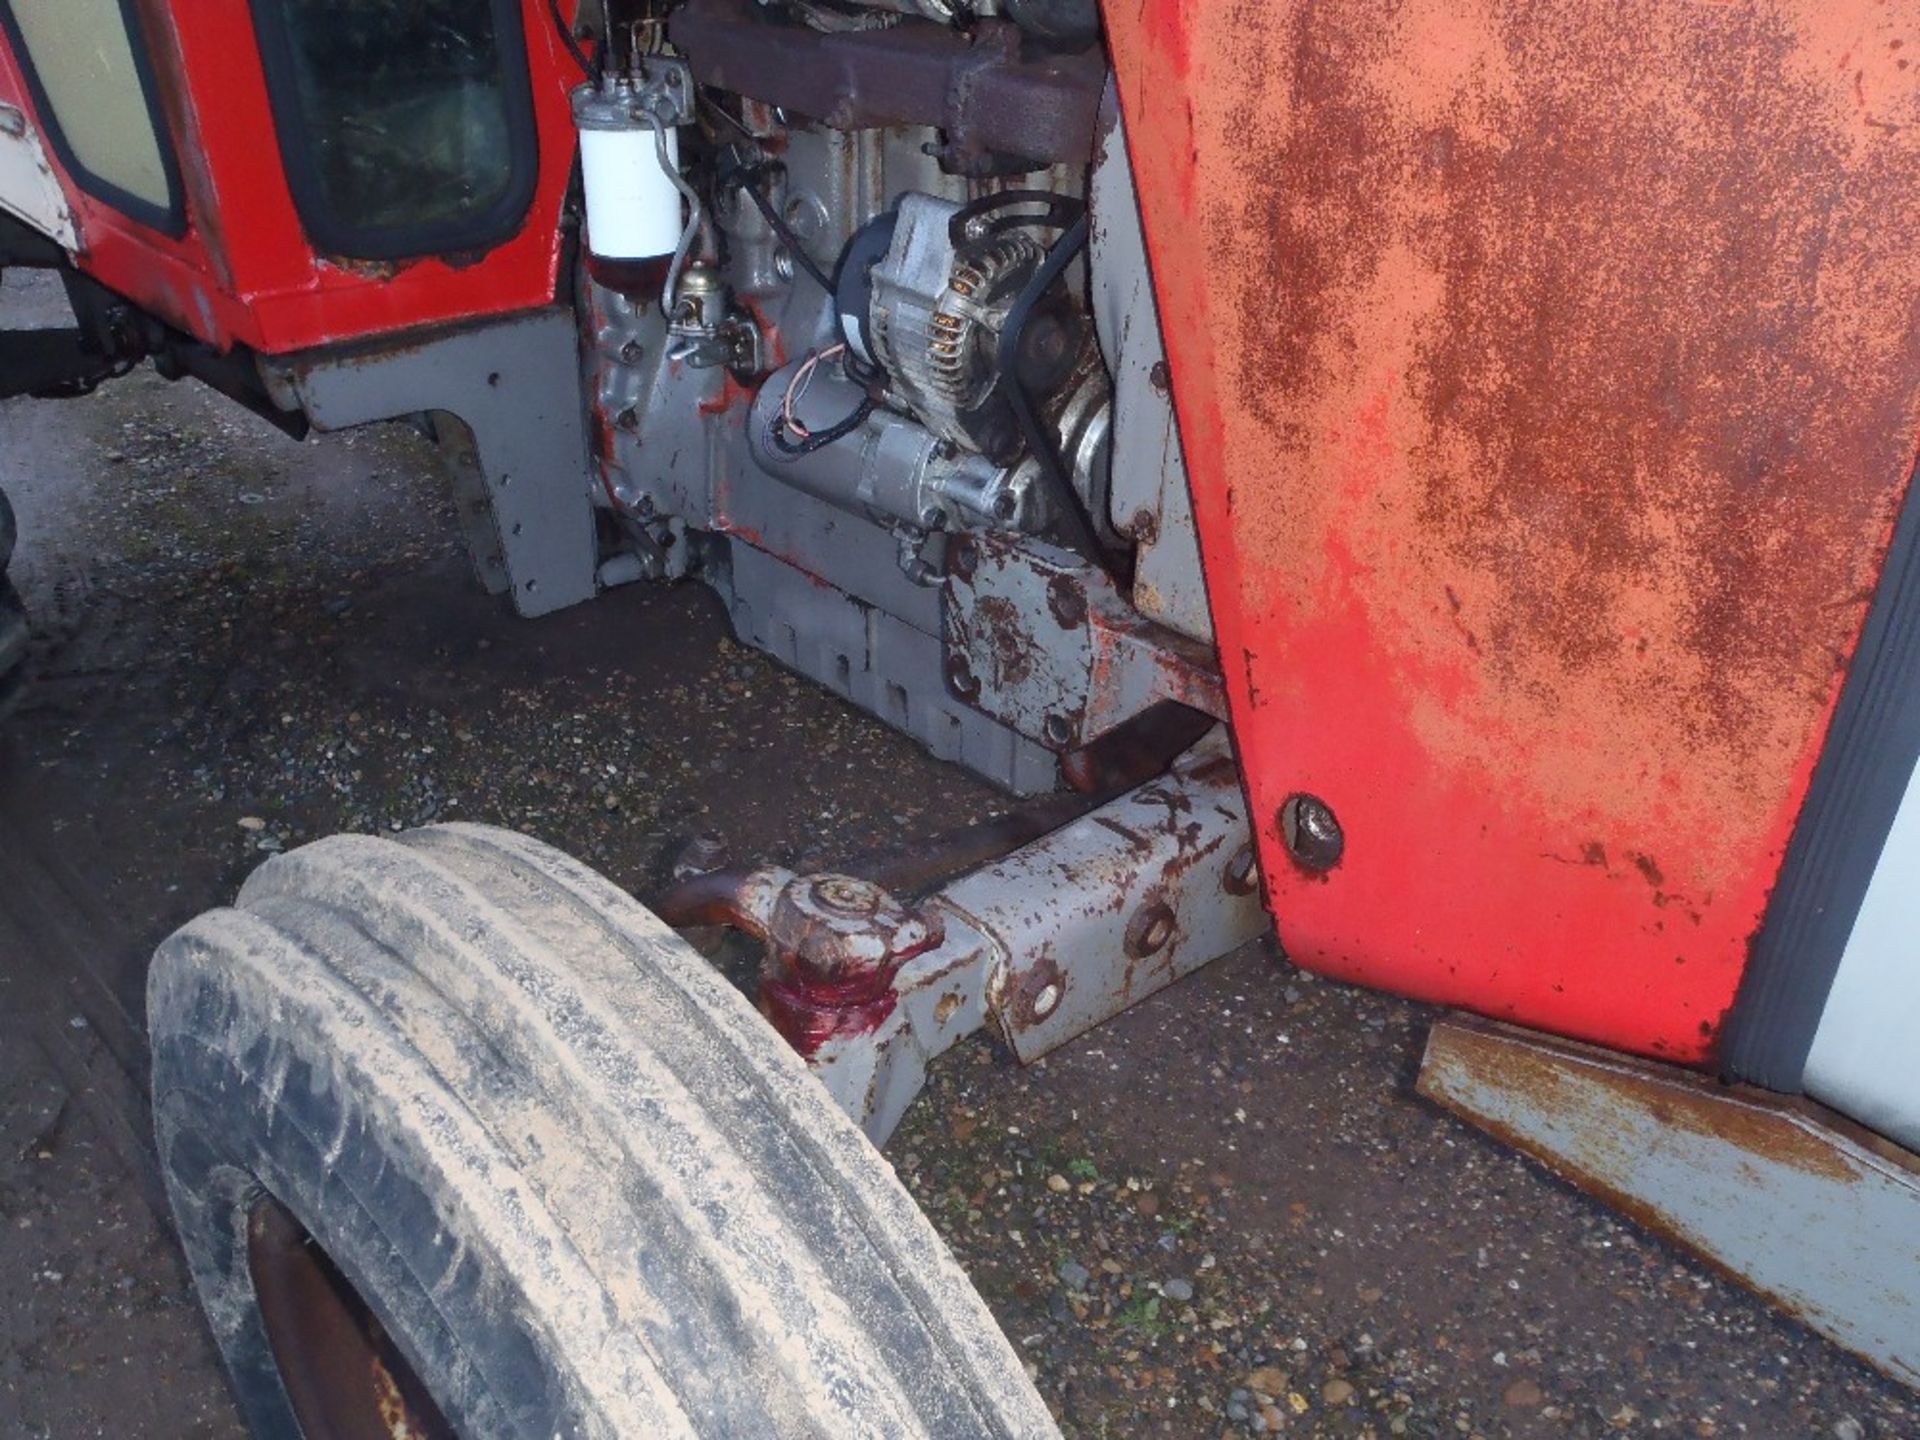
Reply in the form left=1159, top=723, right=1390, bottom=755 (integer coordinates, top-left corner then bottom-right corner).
left=580, top=5, right=1214, bottom=793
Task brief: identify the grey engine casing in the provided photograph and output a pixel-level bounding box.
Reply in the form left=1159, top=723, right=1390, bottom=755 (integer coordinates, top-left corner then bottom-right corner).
left=583, top=87, right=1203, bottom=795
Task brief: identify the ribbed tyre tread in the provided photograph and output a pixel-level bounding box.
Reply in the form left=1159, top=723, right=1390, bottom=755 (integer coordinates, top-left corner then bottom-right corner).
left=1, top=488, right=23, bottom=721
left=0, top=578, right=24, bottom=721
left=150, top=822, right=1056, bottom=1439
left=0, top=485, right=16, bottom=573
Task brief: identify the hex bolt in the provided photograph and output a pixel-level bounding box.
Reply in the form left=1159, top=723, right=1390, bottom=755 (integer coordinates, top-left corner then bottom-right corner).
left=811, top=874, right=881, bottom=919
left=1125, top=900, right=1177, bottom=958
left=1032, top=982, right=1061, bottom=1019
left=1222, top=842, right=1260, bottom=896
left=946, top=653, right=981, bottom=702
left=1280, top=793, right=1345, bottom=872
left=619, top=339, right=645, bottom=364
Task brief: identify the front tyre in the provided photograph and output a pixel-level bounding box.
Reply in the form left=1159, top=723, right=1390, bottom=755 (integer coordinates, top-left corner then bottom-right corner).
left=149, top=823, right=1057, bottom=1439
left=0, top=488, right=25, bottom=720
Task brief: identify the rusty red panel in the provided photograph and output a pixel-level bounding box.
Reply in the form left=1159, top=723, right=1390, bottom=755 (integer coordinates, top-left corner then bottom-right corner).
left=1105, top=0, right=1920, bottom=1060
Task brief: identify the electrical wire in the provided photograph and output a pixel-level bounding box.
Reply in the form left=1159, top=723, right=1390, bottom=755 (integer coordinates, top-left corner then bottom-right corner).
left=772, top=397, right=873, bottom=456
left=771, top=347, right=874, bottom=456
left=698, top=115, right=836, bottom=294
left=715, top=160, right=836, bottom=293
left=781, top=344, right=845, bottom=438
left=743, top=179, right=836, bottom=293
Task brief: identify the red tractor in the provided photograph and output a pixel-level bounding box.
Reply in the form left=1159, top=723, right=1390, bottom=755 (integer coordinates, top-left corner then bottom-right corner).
left=1, top=0, right=1916, bottom=1432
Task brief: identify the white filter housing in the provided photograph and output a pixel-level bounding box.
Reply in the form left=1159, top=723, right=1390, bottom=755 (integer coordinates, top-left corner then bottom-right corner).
left=578, top=116, right=682, bottom=261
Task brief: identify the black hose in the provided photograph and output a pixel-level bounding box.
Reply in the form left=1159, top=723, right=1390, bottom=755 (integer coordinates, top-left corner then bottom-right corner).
left=740, top=177, right=836, bottom=293
left=548, top=0, right=593, bottom=77
left=995, top=214, right=1107, bottom=567
left=721, top=162, right=833, bottom=293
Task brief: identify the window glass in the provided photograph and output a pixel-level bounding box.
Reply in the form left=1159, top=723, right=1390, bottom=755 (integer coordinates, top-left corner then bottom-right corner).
left=263, top=0, right=524, bottom=243
left=6, top=0, right=174, bottom=216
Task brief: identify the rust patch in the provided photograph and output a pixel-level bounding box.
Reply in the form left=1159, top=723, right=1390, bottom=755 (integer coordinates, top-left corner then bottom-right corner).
left=972, top=594, right=1038, bottom=688
left=1209, top=0, right=1920, bottom=867
left=1108, top=0, right=1920, bottom=1060
left=1423, top=1018, right=1863, bottom=1185
left=1419, top=1017, right=1920, bottom=1391
left=1047, top=572, right=1089, bottom=629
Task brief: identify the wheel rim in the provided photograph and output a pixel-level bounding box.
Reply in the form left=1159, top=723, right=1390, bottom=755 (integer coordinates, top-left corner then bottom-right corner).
left=246, top=1194, right=459, bottom=1440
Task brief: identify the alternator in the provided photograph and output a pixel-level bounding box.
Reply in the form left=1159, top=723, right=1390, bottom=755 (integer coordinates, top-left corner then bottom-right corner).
left=840, top=193, right=1045, bottom=462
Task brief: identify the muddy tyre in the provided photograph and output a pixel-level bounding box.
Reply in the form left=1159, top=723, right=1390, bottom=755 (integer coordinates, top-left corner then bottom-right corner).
left=0, top=489, right=24, bottom=721
left=149, top=823, right=1056, bottom=1439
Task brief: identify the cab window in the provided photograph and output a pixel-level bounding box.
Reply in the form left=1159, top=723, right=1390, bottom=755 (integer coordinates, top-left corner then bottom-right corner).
left=1, top=0, right=182, bottom=233
left=251, top=0, right=539, bottom=260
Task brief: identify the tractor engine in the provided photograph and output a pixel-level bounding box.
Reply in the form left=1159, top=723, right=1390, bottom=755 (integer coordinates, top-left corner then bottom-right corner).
left=574, top=0, right=1213, bottom=794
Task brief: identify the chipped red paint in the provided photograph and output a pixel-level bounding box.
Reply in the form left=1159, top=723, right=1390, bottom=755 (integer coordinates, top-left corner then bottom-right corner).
left=1106, top=0, right=1920, bottom=1061
left=760, top=973, right=900, bottom=1059
left=0, top=0, right=580, bottom=355
left=738, top=295, right=789, bottom=371
left=758, top=876, right=944, bottom=1059
left=698, top=371, right=759, bottom=417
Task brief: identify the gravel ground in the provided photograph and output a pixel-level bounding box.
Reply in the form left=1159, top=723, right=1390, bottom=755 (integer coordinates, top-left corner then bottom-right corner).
left=1, top=270, right=1916, bottom=1438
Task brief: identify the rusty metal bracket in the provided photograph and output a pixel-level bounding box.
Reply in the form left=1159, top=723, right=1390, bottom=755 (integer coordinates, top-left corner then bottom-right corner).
left=271, top=310, right=597, bottom=619
left=953, top=737, right=1259, bottom=1065
left=1419, top=1015, right=1920, bottom=1390
left=943, top=533, right=1226, bottom=754
left=665, top=731, right=1267, bottom=1142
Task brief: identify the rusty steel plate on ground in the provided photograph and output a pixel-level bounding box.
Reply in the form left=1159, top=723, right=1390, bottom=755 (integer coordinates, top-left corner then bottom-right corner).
left=1419, top=1015, right=1920, bottom=1387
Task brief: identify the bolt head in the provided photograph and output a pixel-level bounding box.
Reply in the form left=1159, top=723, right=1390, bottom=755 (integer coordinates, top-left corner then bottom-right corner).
left=810, top=874, right=881, bottom=918
left=946, top=653, right=981, bottom=702
left=1222, top=842, right=1260, bottom=896
left=1280, top=793, right=1345, bottom=872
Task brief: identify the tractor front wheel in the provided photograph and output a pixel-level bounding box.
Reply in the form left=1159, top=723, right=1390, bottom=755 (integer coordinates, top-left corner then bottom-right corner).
left=0, top=488, right=26, bottom=721
left=148, top=822, right=1057, bottom=1439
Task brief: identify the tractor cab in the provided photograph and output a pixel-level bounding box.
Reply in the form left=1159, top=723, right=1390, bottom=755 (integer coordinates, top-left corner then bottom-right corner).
left=0, top=0, right=574, bottom=408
